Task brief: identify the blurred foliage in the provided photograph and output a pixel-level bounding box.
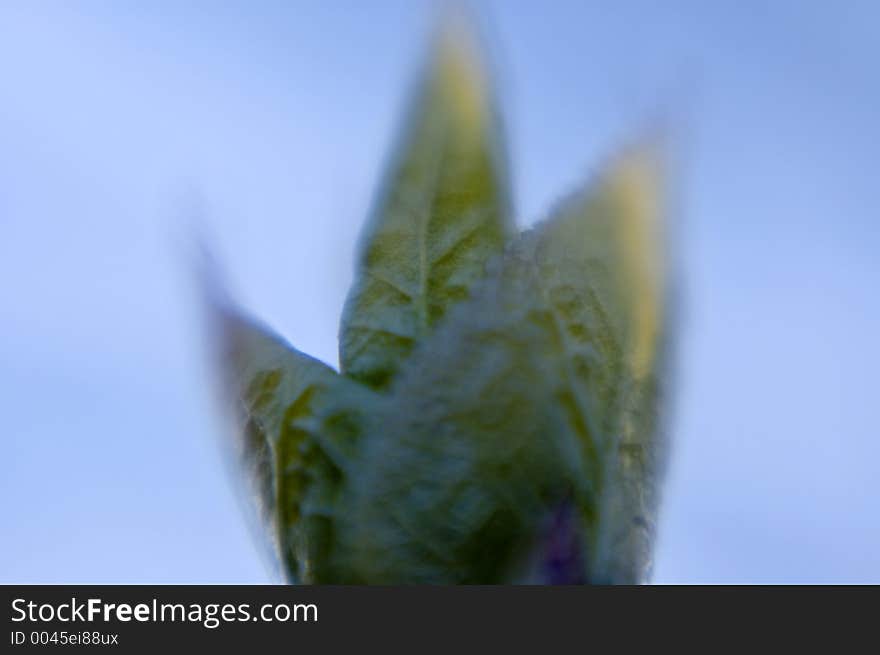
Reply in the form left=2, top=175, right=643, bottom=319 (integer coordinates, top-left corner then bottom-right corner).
left=208, top=16, right=669, bottom=584
left=339, top=24, right=513, bottom=391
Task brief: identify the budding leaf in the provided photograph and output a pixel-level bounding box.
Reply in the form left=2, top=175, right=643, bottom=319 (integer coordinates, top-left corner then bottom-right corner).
left=521, top=145, right=668, bottom=583
left=342, top=250, right=587, bottom=583
left=213, top=304, right=381, bottom=583
left=204, top=7, right=673, bottom=584
left=339, top=22, right=513, bottom=390
left=341, top=144, right=668, bottom=584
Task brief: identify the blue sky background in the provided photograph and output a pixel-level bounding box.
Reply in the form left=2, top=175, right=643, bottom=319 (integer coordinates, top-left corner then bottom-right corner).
left=1, top=1, right=877, bottom=583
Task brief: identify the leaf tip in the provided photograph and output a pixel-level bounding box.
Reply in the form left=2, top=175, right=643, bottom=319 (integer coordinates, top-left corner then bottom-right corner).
left=428, top=5, right=493, bottom=135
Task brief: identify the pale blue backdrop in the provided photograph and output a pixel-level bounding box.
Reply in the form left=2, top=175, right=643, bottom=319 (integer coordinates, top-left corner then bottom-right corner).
left=1, top=1, right=877, bottom=583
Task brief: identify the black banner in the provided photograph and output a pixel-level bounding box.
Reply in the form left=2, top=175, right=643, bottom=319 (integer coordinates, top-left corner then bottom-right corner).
left=2, top=586, right=874, bottom=651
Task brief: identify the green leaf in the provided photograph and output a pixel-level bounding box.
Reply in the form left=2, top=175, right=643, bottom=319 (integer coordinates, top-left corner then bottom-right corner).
left=212, top=303, right=381, bottom=583
left=339, top=19, right=513, bottom=390
left=341, top=249, right=587, bottom=583
left=521, top=144, right=668, bottom=583
left=342, top=144, right=668, bottom=584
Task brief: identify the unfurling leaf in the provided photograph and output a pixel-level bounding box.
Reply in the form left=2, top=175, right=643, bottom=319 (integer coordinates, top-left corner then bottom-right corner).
left=342, top=143, right=668, bottom=584
left=339, top=19, right=513, bottom=390
left=520, top=144, right=668, bottom=583
left=212, top=302, right=381, bottom=583
left=341, top=249, right=587, bottom=583
left=205, top=10, right=674, bottom=585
